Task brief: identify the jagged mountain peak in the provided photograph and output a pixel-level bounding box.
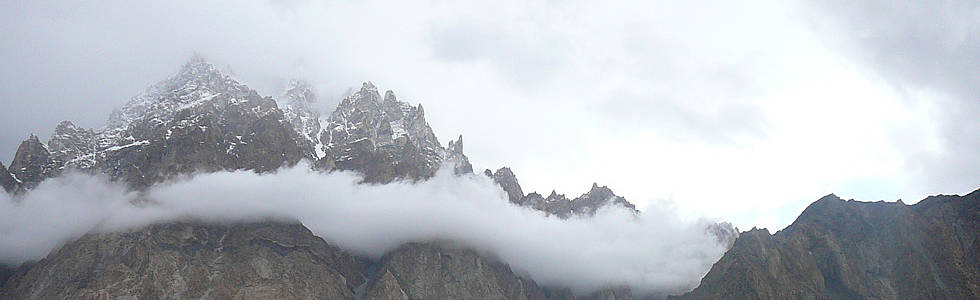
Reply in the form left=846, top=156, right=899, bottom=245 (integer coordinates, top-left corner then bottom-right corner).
left=360, top=81, right=378, bottom=92
left=486, top=167, right=523, bottom=204
left=48, top=120, right=96, bottom=166
left=280, top=79, right=322, bottom=149
left=279, top=79, right=319, bottom=106
left=447, top=134, right=464, bottom=154
left=176, top=54, right=221, bottom=79
left=383, top=89, right=396, bottom=102
left=25, top=133, right=41, bottom=144
left=319, top=81, right=471, bottom=182
left=9, top=134, right=56, bottom=189
left=101, top=55, right=252, bottom=148
left=546, top=190, right=565, bottom=201
left=580, top=183, right=617, bottom=201
left=53, top=120, right=80, bottom=133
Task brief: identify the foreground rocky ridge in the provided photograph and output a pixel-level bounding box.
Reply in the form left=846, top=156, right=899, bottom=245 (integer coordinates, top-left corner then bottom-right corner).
left=0, top=221, right=642, bottom=300
left=674, top=190, right=980, bottom=299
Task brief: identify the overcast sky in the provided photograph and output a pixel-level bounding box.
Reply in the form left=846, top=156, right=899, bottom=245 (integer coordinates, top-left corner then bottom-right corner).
left=1, top=0, right=977, bottom=230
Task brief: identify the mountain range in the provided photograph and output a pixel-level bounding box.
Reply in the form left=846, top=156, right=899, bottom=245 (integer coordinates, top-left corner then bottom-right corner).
left=1, top=57, right=977, bottom=299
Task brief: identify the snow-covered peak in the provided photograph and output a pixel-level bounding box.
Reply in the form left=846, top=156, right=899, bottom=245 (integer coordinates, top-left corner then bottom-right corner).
left=281, top=80, right=317, bottom=110
left=317, top=81, right=471, bottom=180
left=100, top=55, right=250, bottom=148
left=280, top=79, right=323, bottom=157
left=175, top=54, right=221, bottom=82
left=360, top=81, right=378, bottom=93
left=48, top=120, right=96, bottom=165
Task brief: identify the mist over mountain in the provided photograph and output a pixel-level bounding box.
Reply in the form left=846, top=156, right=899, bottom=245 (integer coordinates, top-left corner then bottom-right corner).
left=4, top=0, right=980, bottom=298
left=0, top=57, right=736, bottom=299
left=1, top=47, right=978, bottom=300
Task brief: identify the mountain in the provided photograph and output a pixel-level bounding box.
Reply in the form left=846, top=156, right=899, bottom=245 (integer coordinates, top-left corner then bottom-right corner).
left=4, top=56, right=312, bottom=190
left=13, top=56, right=973, bottom=300
left=0, top=56, right=647, bottom=299
left=674, top=190, right=980, bottom=299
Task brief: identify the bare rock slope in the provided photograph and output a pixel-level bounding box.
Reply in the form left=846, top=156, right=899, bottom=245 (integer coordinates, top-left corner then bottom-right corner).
left=674, top=190, right=980, bottom=300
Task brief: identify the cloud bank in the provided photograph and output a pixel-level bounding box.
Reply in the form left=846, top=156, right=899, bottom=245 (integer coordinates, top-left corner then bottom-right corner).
left=0, top=166, right=728, bottom=295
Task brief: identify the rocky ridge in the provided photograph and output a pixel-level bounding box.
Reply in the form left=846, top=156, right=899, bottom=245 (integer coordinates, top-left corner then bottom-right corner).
left=483, top=167, right=638, bottom=218
left=1, top=57, right=649, bottom=299
left=674, top=190, right=980, bottom=299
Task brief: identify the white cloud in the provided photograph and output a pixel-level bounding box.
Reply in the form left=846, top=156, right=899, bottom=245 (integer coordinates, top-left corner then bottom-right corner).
left=0, top=165, right=728, bottom=295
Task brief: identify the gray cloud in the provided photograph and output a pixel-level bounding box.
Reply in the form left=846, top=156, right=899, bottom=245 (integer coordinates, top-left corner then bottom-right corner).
left=426, top=20, right=567, bottom=87
left=803, top=0, right=980, bottom=195
left=599, top=91, right=767, bottom=144
left=0, top=165, right=728, bottom=296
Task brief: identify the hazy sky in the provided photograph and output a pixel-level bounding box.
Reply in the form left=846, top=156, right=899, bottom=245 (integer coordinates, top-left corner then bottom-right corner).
left=1, top=0, right=977, bottom=229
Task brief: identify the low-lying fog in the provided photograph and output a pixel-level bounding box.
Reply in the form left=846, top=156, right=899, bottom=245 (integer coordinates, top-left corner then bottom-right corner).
left=0, top=164, right=728, bottom=295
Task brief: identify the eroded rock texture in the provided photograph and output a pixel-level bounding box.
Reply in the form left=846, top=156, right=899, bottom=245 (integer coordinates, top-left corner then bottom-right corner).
left=675, top=190, right=980, bottom=300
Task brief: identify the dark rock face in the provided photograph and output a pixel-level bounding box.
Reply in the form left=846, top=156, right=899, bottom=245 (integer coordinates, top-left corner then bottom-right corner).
left=521, top=184, right=637, bottom=219
left=6, top=57, right=314, bottom=190
left=674, top=191, right=980, bottom=300
left=0, top=161, right=16, bottom=193
left=570, top=183, right=637, bottom=216
left=483, top=166, right=640, bottom=219
left=0, top=222, right=643, bottom=300
left=1, top=221, right=369, bottom=299
left=8, top=134, right=59, bottom=189
left=92, top=58, right=312, bottom=188
left=47, top=121, right=97, bottom=167
left=370, top=242, right=550, bottom=300
left=489, top=167, right=524, bottom=204
left=319, top=82, right=471, bottom=183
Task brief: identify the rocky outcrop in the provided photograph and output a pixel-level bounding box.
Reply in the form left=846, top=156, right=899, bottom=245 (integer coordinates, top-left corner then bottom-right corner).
left=95, top=58, right=312, bottom=188
left=483, top=166, right=640, bottom=218
left=674, top=190, right=980, bottom=299
left=365, top=269, right=410, bottom=300
left=280, top=80, right=322, bottom=145
left=47, top=120, right=96, bottom=168
left=489, top=167, right=524, bottom=204
left=8, top=134, right=59, bottom=189
left=1, top=221, right=369, bottom=299
left=570, top=183, right=637, bottom=216
left=0, top=161, right=17, bottom=193
left=22, top=57, right=313, bottom=189
left=370, top=242, right=550, bottom=300
left=1, top=221, right=648, bottom=300
left=520, top=184, right=637, bottom=219
left=320, top=82, right=471, bottom=183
